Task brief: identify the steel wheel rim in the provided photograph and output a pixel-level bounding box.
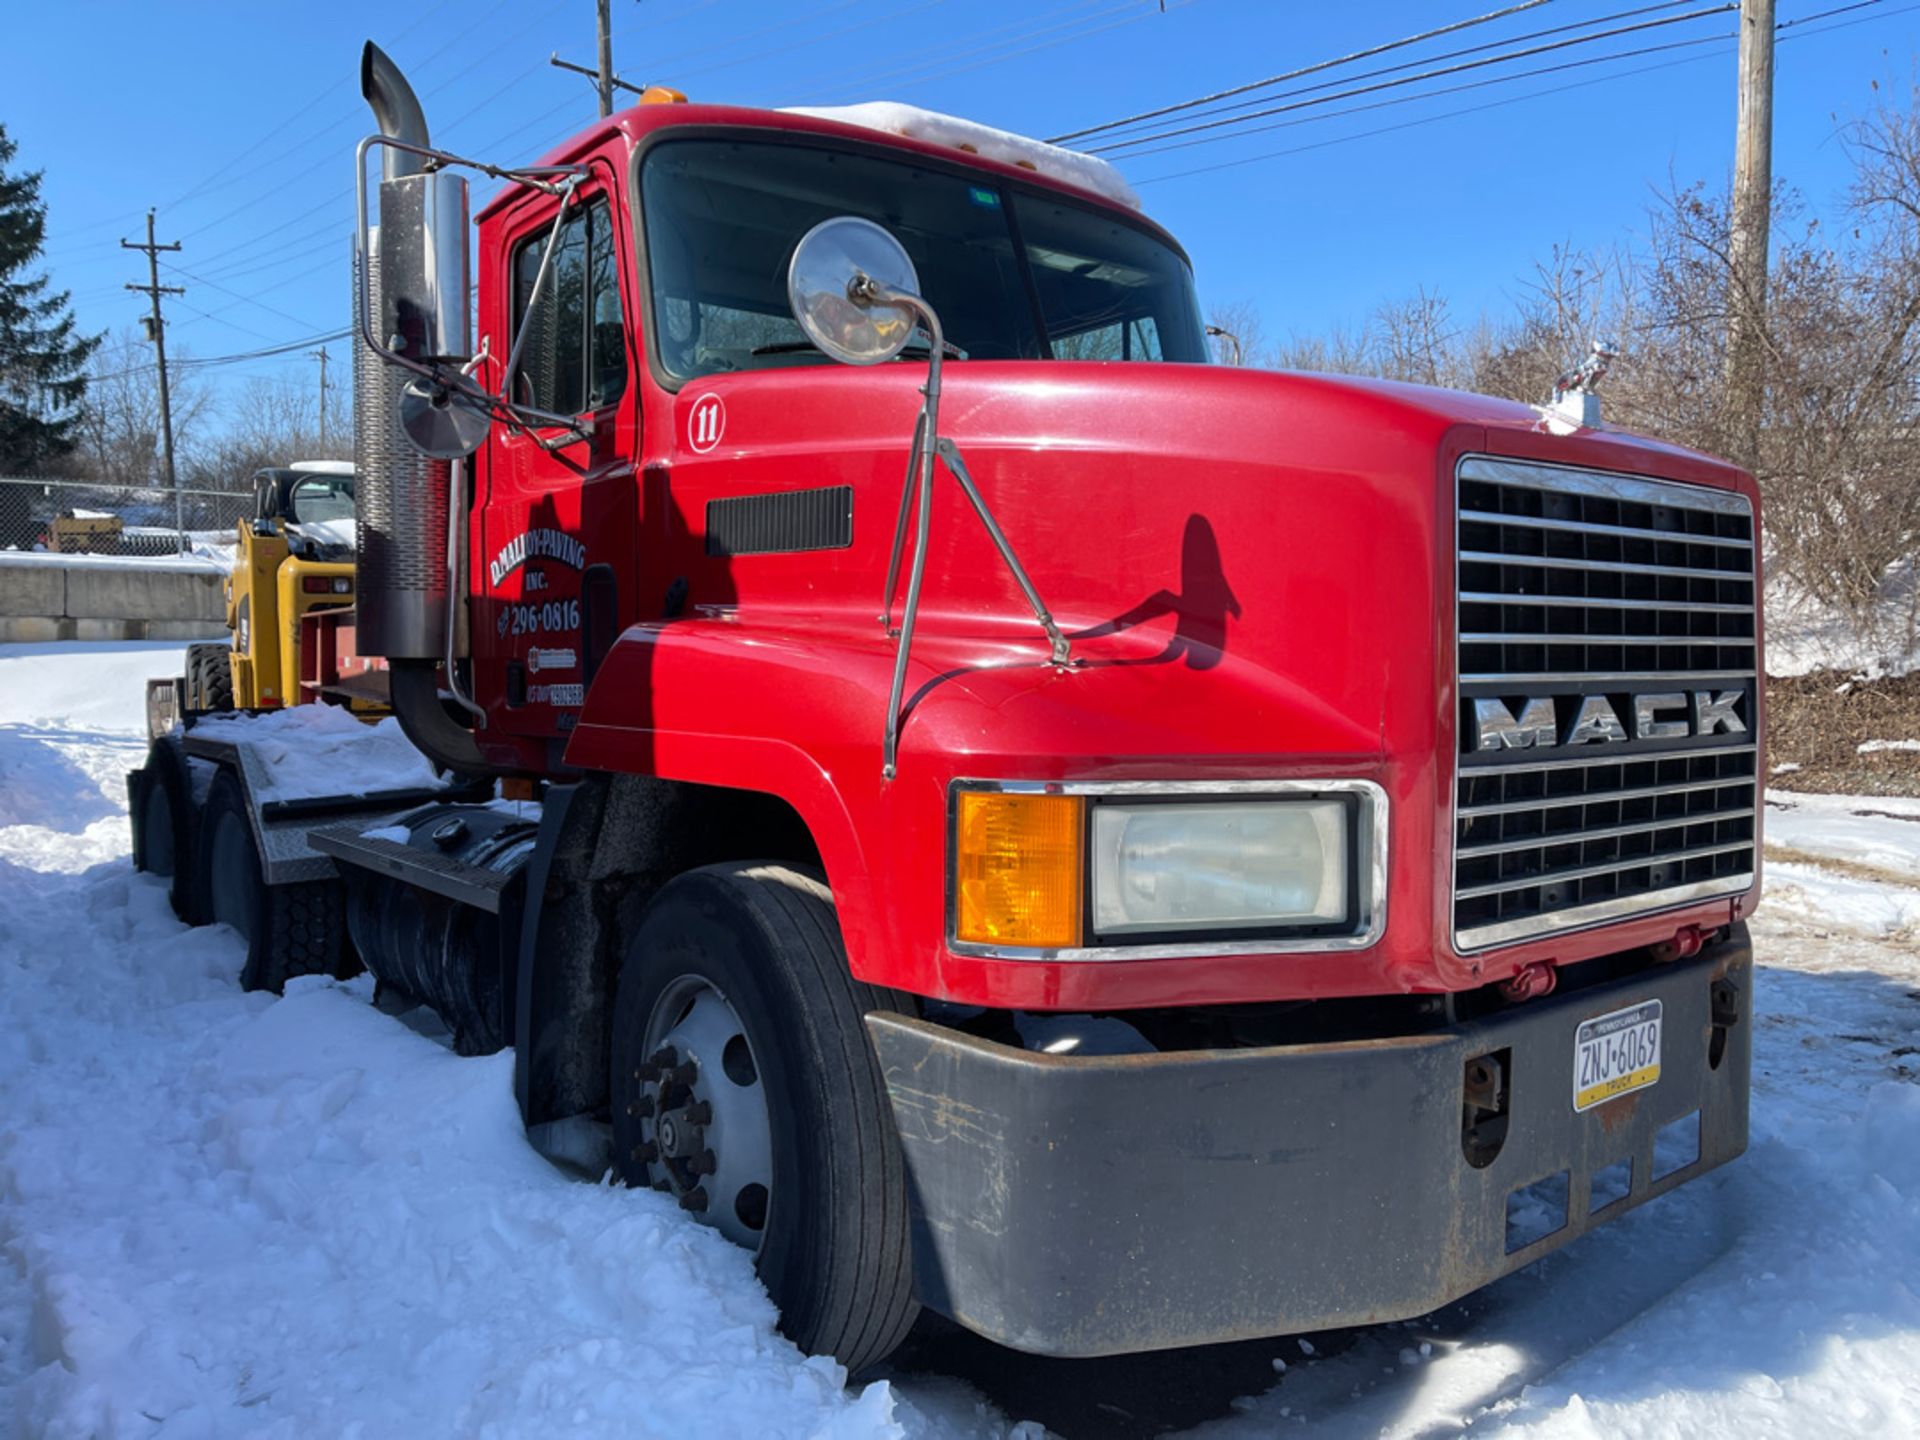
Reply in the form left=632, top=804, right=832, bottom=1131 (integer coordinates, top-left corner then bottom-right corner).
left=639, top=975, right=774, bottom=1253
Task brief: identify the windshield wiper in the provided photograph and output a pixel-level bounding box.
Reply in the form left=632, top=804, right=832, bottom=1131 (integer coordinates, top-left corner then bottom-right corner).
left=751, top=337, right=968, bottom=360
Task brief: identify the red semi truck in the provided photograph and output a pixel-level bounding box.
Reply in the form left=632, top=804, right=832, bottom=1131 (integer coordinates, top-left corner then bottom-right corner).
left=131, top=42, right=1760, bottom=1372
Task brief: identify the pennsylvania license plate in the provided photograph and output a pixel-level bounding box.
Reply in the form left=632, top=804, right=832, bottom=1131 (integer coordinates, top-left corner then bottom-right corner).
left=1573, top=999, right=1663, bottom=1112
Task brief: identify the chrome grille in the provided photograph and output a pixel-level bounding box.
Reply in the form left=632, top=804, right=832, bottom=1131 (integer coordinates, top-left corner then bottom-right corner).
left=1453, top=457, right=1758, bottom=951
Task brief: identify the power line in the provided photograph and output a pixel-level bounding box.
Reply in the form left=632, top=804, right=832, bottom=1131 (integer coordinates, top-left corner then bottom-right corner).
left=89, top=328, right=356, bottom=384
left=1106, top=20, right=1733, bottom=162
left=160, top=259, right=333, bottom=333
left=1079, top=0, right=1702, bottom=144
left=1132, top=0, right=1905, bottom=185
left=1086, top=1, right=1737, bottom=155
left=1048, top=0, right=1558, bottom=143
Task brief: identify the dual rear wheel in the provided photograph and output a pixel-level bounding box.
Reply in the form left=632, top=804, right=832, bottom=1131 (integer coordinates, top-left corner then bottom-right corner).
left=133, top=748, right=345, bottom=993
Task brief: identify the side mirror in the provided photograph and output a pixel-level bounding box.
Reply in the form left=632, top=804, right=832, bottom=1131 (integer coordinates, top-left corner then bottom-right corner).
left=786, top=216, right=921, bottom=366
left=399, top=377, right=491, bottom=459
left=377, top=168, right=472, bottom=366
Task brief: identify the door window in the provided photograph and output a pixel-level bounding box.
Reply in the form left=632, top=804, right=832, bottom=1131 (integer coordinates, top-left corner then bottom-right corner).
left=513, top=197, right=628, bottom=415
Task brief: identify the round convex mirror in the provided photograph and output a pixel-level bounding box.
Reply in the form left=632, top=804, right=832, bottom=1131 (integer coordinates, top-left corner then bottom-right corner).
left=399, top=377, right=491, bottom=460
left=786, top=216, right=921, bottom=366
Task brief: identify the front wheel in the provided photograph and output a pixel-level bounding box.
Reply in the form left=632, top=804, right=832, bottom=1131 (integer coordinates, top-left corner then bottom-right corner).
left=610, top=863, right=919, bottom=1375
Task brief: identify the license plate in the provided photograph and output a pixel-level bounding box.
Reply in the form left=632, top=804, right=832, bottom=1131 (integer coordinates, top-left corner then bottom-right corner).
left=1573, top=999, right=1663, bottom=1112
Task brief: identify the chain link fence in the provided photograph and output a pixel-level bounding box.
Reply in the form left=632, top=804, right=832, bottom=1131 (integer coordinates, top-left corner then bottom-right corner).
left=0, top=477, right=253, bottom=559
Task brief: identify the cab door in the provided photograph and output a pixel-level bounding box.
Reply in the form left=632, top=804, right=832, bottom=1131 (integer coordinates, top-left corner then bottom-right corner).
left=475, top=174, right=640, bottom=744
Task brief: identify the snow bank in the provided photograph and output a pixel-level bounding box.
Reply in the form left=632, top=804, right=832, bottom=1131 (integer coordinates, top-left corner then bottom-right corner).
left=0, top=641, right=916, bottom=1438
left=0, top=729, right=118, bottom=831
left=0, top=640, right=191, bottom=734
left=1766, top=566, right=1920, bottom=679
left=1765, top=789, right=1920, bottom=882
left=192, top=705, right=442, bottom=801
left=0, top=870, right=909, bottom=1438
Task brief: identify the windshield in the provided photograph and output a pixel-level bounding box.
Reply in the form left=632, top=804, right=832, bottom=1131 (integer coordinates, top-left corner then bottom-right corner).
left=289, top=476, right=355, bottom=525
left=640, top=137, right=1207, bottom=382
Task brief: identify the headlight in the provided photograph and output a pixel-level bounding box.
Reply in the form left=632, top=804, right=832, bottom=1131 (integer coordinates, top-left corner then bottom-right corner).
left=1091, top=800, right=1350, bottom=936
left=948, top=781, right=1386, bottom=957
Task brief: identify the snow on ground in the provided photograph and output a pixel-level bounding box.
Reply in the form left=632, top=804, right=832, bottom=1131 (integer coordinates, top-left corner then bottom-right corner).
left=2, top=640, right=1918, bottom=1438
left=1765, top=565, right=1919, bottom=680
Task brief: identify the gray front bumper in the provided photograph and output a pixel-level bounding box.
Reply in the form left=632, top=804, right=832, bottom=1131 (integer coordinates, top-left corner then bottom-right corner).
left=866, top=928, right=1751, bottom=1357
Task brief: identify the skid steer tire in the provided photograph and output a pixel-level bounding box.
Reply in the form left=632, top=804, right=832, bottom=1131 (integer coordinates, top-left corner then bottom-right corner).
left=201, top=647, right=234, bottom=712
left=197, top=771, right=346, bottom=993
left=186, top=644, right=234, bottom=713
left=611, top=863, right=920, bottom=1377
left=184, top=644, right=216, bottom=711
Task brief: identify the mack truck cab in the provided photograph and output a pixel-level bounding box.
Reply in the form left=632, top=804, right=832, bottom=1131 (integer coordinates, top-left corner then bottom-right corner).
left=133, top=42, right=1760, bottom=1374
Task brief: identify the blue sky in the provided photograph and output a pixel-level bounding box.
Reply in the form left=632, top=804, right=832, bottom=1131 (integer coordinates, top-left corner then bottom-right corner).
left=10, top=0, right=1916, bottom=424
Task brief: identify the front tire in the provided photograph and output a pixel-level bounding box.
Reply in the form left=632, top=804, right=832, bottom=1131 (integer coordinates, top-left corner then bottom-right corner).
left=610, top=863, right=919, bottom=1375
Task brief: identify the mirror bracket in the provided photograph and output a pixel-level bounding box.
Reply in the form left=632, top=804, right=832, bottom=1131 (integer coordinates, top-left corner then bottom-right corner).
left=784, top=223, right=1073, bottom=779
left=355, top=133, right=596, bottom=454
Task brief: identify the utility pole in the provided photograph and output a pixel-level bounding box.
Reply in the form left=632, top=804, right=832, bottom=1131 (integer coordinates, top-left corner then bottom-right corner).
left=552, top=1, right=646, bottom=113
left=309, top=345, right=331, bottom=450
left=122, top=209, right=186, bottom=550
left=596, top=0, right=615, bottom=118
left=1724, top=0, right=1774, bottom=472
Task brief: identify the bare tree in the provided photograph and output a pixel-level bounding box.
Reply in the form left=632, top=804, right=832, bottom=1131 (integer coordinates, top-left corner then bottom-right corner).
left=62, top=327, right=212, bottom=485
left=186, top=372, right=351, bottom=490
left=1227, top=80, right=1920, bottom=647
left=1205, top=298, right=1270, bottom=367
left=1366, top=287, right=1459, bottom=388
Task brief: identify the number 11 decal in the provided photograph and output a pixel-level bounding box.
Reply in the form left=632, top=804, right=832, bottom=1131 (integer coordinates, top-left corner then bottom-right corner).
left=688, top=393, right=726, bottom=453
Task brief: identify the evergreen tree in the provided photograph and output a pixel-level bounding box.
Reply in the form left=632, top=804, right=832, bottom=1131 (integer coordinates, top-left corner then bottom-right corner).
left=0, top=124, right=99, bottom=474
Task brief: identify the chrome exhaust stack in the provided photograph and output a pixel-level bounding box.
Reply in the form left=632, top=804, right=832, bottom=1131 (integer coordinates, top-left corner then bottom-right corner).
left=354, top=41, right=467, bottom=663
left=355, top=41, right=490, bottom=774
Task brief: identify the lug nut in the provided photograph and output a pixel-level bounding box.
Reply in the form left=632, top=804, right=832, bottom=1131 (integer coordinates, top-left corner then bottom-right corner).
left=684, top=1100, right=712, bottom=1125
left=634, top=1140, right=658, bottom=1163
left=679, top=1187, right=709, bottom=1213
left=636, top=1062, right=660, bottom=1084
left=663, top=1063, right=699, bottom=1087
left=692, top=1149, right=717, bottom=1176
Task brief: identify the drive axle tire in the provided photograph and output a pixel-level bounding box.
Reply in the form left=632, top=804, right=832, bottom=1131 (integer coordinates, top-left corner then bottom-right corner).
left=133, top=739, right=200, bottom=923
left=610, top=863, right=919, bottom=1376
left=197, top=771, right=346, bottom=993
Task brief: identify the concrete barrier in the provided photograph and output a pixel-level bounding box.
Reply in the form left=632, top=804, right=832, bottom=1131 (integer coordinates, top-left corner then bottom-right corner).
left=0, top=554, right=226, bottom=643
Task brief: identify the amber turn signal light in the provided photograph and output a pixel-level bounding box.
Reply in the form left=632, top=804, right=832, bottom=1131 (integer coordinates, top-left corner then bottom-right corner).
left=954, top=791, right=1084, bottom=949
